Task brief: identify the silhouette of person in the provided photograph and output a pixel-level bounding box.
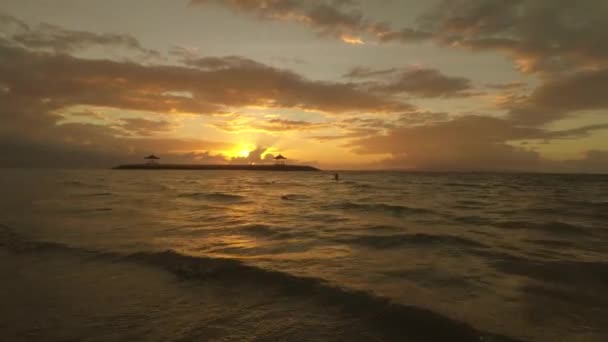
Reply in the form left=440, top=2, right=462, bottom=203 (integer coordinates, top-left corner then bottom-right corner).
left=334, top=173, right=339, bottom=181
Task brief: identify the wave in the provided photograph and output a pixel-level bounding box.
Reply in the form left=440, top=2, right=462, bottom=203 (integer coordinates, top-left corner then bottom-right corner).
left=178, top=191, right=247, bottom=203
left=0, top=227, right=518, bottom=342
left=335, top=233, right=489, bottom=250
left=280, top=194, right=311, bottom=201
left=524, top=239, right=576, bottom=248
left=453, top=200, right=487, bottom=208
left=329, top=201, right=434, bottom=217
left=494, top=220, right=590, bottom=235
left=443, top=182, right=483, bottom=188
left=453, top=215, right=493, bottom=225
left=62, top=180, right=86, bottom=186
left=467, top=246, right=608, bottom=292
left=61, top=180, right=105, bottom=189
left=563, top=199, right=608, bottom=209
left=237, top=224, right=278, bottom=237
left=235, top=224, right=316, bottom=240
left=84, top=192, right=113, bottom=197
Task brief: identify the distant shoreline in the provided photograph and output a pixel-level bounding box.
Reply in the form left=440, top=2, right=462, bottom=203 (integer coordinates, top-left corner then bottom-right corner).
left=112, top=164, right=321, bottom=171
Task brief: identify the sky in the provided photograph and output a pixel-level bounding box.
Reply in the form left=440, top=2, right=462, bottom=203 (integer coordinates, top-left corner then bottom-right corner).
left=1, top=0, right=607, bottom=172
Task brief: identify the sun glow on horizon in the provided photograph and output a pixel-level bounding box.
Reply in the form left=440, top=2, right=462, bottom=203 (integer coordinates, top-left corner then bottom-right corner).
left=222, top=142, right=256, bottom=158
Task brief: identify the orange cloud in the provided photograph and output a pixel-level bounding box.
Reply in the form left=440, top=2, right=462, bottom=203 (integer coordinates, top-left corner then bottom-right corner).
left=340, top=34, right=364, bottom=45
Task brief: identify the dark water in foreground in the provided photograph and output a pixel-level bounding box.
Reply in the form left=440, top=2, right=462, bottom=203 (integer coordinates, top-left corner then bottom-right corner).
left=1, top=169, right=607, bottom=341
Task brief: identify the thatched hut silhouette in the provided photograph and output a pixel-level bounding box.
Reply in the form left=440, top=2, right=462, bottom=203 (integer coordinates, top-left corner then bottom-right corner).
left=144, top=154, right=160, bottom=165
left=274, top=154, right=287, bottom=165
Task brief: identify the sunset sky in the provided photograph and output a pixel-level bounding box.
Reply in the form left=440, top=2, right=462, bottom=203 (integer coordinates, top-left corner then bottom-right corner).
left=1, top=0, right=607, bottom=171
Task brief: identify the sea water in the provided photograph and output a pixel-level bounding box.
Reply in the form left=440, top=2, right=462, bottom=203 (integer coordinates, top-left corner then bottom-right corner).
left=0, top=169, right=606, bottom=341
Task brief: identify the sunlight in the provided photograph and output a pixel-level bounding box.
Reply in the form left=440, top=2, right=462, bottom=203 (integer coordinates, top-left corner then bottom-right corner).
left=224, top=142, right=256, bottom=158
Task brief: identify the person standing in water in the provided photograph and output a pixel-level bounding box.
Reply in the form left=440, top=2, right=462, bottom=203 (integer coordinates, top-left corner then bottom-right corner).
left=334, top=173, right=339, bottom=181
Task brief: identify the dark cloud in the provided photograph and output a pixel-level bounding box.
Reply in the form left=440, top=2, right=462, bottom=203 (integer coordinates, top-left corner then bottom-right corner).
left=190, top=0, right=366, bottom=38
left=507, top=68, right=608, bottom=125
left=396, top=111, right=451, bottom=127
left=182, top=55, right=268, bottom=70
left=350, top=115, right=608, bottom=171
left=189, top=0, right=608, bottom=78
left=485, top=82, right=527, bottom=90
left=256, top=118, right=328, bottom=131
left=0, top=12, right=159, bottom=58
left=528, top=69, right=608, bottom=112
left=343, top=66, right=398, bottom=79
left=0, top=43, right=407, bottom=117
left=376, top=27, right=432, bottom=43
left=418, top=0, right=608, bottom=74
left=0, top=119, right=233, bottom=168
left=368, top=68, right=474, bottom=98
left=189, top=0, right=430, bottom=44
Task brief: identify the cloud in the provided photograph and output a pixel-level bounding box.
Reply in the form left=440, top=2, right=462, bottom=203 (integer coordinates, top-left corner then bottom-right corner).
left=343, top=66, right=398, bottom=79
left=0, top=15, right=411, bottom=168
left=396, top=111, right=451, bottom=127
left=190, top=0, right=415, bottom=44
left=507, top=68, right=608, bottom=125
left=0, top=43, right=408, bottom=117
left=229, top=146, right=276, bottom=164
left=0, top=119, right=233, bottom=168
left=367, top=67, right=475, bottom=98
left=309, top=115, right=398, bottom=141
left=0, top=12, right=159, bottom=58
left=344, top=66, right=477, bottom=98
left=485, top=82, right=527, bottom=90
left=211, top=115, right=328, bottom=133
left=189, top=0, right=608, bottom=78
left=349, top=115, right=608, bottom=171
left=561, top=150, right=608, bottom=173
left=180, top=55, right=268, bottom=70
left=116, top=118, right=174, bottom=136
left=376, top=27, right=432, bottom=43
left=311, top=127, right=379, bottom=141
left=65, top=109, right=108, bottom=121
left=190, top=0, right=365, bottom=37
left=255, top=118, right=328, bottom=131
left=418, top=0, right=608, bottom=74
left=527, top=69, right=608, bottom=112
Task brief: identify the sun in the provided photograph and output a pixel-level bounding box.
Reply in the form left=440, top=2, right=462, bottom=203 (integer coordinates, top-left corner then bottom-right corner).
left=236, top=148, right=250, bottom=157
left=225, top=143, right=256, bottom=158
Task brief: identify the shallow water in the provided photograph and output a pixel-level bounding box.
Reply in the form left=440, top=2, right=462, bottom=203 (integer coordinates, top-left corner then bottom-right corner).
left=1, top=169, right=607, bottom=341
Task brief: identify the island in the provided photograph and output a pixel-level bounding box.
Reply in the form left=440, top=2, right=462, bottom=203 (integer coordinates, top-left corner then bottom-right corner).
left=114, top=154, right=320, bottom=171
left=112, top=164, right=320, bottom=171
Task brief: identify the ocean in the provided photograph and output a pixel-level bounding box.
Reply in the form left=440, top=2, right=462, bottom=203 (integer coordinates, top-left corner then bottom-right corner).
left=0, top=169, right=606, bottom=341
